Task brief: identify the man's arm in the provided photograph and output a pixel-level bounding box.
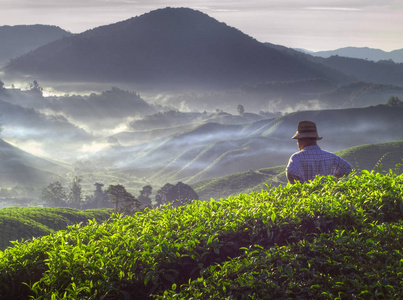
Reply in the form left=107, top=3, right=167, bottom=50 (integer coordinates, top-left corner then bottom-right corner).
left=286, top=155, right=301, bottom=184
left=286, top=172, right=297, bottom=184
left=335, top=157, right=352, bottom=178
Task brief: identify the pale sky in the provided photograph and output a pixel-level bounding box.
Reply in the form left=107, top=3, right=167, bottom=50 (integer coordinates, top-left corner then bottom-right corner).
left=1, top=0, right=402, bottom=51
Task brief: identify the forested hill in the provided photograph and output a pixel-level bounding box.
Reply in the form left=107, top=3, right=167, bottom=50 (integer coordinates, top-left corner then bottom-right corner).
left=0, top=25, right=72, bottom=64
left=317, top=55, right=403, bottom=87
left=265, top=43, right=403, bottom=87
left=3, top=7, right=346, bottom=89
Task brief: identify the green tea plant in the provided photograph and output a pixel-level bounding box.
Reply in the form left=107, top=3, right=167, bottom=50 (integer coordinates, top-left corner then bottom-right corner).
left=0, top=207, right=112, bottom=250
left=159, top=221, right=403, bottom=299
left=0, top=169, right=402, bottom=299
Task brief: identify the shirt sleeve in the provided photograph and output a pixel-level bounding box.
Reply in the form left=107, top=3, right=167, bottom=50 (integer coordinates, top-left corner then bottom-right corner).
left=286, top=154, right=302, bottom=184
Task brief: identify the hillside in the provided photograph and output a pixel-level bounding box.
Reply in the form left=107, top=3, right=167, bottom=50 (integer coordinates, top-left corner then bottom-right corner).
left=318, top=81, right=403, bottom=108
left=305, top=46, right=403, bottom=63
left=317, top=55, right=403, bottom=87
left=0, top=207, right=112, bottom=250
left=2, top=8, right=344, bottom=89
left=1, top=170, right=402, bottom=299
left=193, top=165, right=287, bottom=200
left=0, top=139, right=66, bottom=187
left=45, top=87, right=156, bottom=131
left=156, top=79, right=403, bottom=113
left=0, top=25, right=73, bottom=65
left=263, top=105, right=403, bottom=151
left=0, top=95, right=95, bottom=161
left=267, top=43, right=403, bottom=87
left=337, top=140, right=403, bottom=172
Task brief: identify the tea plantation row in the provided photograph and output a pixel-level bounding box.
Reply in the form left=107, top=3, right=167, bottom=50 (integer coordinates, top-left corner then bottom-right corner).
left=0, top=207, right=112, bottom=250
left=0, top=170, right=402, bottom=299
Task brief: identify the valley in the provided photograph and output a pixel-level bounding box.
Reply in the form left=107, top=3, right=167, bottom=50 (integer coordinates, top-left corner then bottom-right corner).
left=0, top=7, right=402, bottom=207
left=1, top=6, right=403, bottom=299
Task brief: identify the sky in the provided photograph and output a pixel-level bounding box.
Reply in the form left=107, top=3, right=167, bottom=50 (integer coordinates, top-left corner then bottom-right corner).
left=0, top=0, right=402, bottom=52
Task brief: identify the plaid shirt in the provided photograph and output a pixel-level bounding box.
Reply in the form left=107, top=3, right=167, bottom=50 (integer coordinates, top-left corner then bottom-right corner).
left=286, top=145, right=352, bottom=184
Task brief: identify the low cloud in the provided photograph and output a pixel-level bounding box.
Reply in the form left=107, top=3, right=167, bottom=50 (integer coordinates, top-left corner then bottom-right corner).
left=304, top=7, right=361, bottom=11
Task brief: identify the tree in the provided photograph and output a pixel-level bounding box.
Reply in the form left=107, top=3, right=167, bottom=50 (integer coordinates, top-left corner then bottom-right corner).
left=107, top=184, right=140, bottom=214
left=138, top=185, right=152, bottom=207
left=93, top=182, right=110, bottom=208
left=41, top=181, right=67, bottom=207
left=29, top=80, right=43, bottom=96
left=237, top=104, right=245, bottom=116
left=68, top=176, right=83, bottom=209
left=155, top=182, right=198, bottom=207
left=155, top=183, right=174, bottom=206
left=387, top=96, right=403, bottom=107
left=82, top=182, right=111, bottom=209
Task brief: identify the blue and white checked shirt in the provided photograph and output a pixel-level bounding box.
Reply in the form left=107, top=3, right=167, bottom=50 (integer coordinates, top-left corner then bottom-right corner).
left=286, top=145, right=352, bottom=184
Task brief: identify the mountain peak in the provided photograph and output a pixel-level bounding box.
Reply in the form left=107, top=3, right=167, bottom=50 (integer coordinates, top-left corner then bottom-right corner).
left=3, top=8, right=328, bottom=90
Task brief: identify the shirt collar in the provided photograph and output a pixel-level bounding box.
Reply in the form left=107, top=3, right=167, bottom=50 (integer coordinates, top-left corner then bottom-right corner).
left=301, top=145, right=321, bottom=152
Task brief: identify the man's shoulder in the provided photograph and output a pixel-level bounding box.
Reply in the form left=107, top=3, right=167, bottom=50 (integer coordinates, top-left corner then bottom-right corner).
left=307, top=145, right=336, bottom=156
left=290, top=150, right=302, bottom=158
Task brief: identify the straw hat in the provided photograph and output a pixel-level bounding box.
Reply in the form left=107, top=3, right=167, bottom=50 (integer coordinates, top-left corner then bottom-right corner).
left=291, top=120, right=322, bottom=140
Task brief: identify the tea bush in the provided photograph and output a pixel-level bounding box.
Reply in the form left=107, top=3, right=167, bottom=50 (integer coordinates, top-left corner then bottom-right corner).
left=0, top=207, right=112, bottom=250
left=0, top=170, right=402, bottom=299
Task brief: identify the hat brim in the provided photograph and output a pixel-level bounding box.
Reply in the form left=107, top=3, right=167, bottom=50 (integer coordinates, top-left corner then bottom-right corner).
left=292, top=132, right=322, bottom=140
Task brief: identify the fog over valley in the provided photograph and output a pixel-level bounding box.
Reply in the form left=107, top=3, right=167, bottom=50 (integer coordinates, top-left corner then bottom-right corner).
left=1, top=7, right=403, bottom=206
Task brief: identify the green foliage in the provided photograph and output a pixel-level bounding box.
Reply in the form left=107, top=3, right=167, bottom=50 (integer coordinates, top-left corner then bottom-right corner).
left=107, top=184, right=140, bottom=213
left=41, top=181, right=67, bottom=207
left=0, top=207, right=112, bottom=251
left=161, top=222, right=403, bottom=299
left=68, top=176, right=83, bottom=209
left=0, top=170, right=403, bottom=299
left=387, top=95, right=403, bottom=107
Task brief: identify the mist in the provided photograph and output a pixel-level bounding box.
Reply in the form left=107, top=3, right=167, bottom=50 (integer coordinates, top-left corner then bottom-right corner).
left=1, top=6, right=403, bottom=200
left=2, top=78, right=402, bottom=168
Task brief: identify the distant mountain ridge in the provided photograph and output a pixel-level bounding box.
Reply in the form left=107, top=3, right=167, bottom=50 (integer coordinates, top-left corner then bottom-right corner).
left=316, top=56, right=403, bottom=87
left=265, top=43, right=403, bottom=87
left=2, top=7, right=345, bottom=89
left=0, top=25, right=73, bottom=65
left=301, top=47, right=403, bottom=63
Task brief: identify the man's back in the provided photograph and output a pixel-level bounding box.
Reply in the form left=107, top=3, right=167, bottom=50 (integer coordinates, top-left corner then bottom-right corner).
left=286, top=145, right=352, bottom=184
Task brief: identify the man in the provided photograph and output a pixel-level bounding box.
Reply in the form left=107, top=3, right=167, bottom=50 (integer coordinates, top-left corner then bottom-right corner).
left=286, top=120, right=352, bottom=184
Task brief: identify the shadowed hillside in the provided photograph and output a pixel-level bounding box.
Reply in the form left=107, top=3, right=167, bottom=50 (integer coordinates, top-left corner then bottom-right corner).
left=0, top=97, right=93, bottom=161
left=0, top=139, right=65, bottom=187
left=317, top=56, right=403, bottom=87
left=0, top=25, right=73, bottom=65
